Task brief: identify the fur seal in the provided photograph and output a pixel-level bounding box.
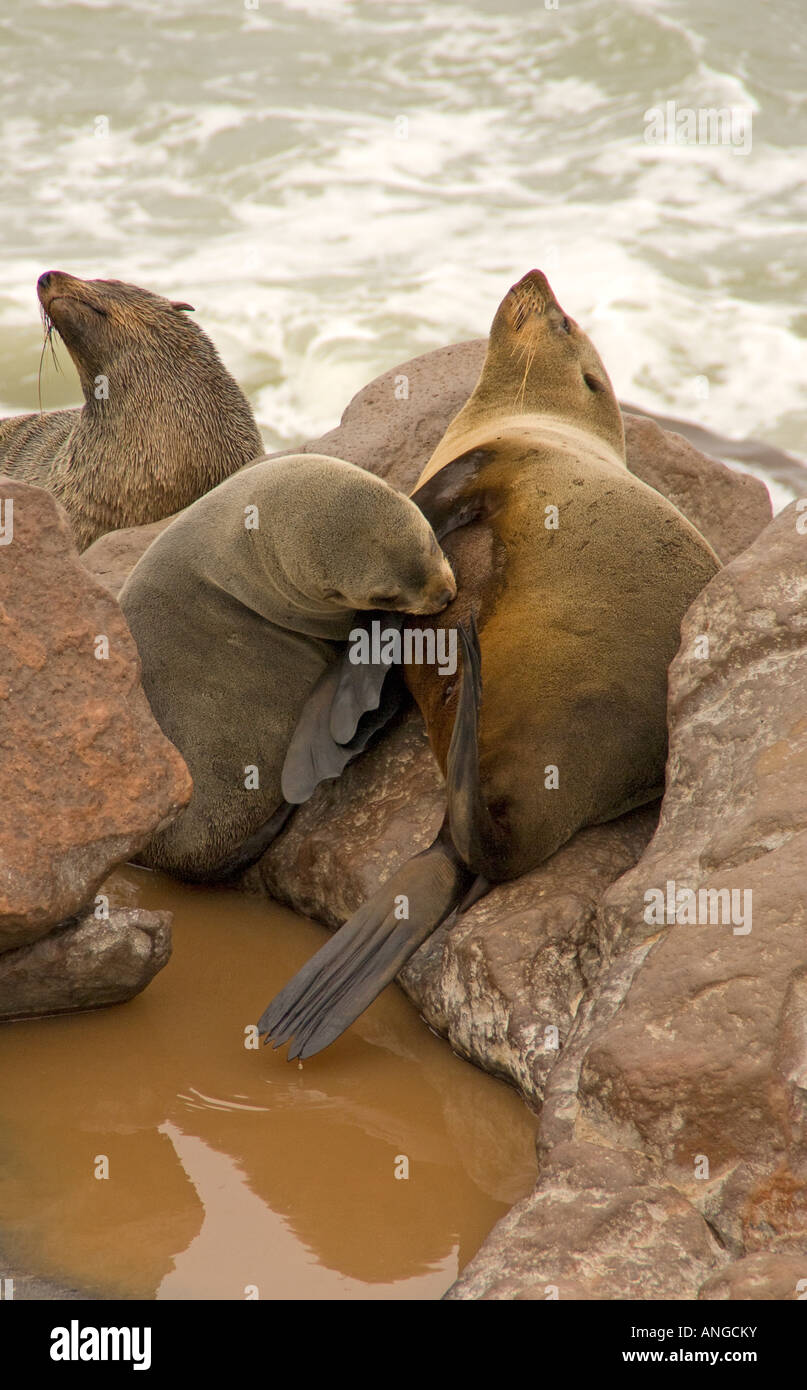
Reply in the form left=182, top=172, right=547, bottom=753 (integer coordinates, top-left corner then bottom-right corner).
left=260, top=268, right=721, bottom=1058
left=0, top=272, right=264, bottom=551
left=119, top=453, right=456, bottom=882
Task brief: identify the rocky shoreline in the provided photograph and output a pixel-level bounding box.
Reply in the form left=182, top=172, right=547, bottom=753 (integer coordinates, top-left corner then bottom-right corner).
left=4, top=341, right=806, bottom=1300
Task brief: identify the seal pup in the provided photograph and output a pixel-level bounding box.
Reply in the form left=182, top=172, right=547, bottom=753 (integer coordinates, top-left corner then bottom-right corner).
left=119, top=454, right=456, bottom=882
left=0, top=272, right=264, bottom=550
left=260, top=269, right=721, bottom=1059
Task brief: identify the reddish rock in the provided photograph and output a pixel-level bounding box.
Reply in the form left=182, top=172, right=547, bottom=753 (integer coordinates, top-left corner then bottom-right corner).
left=453, top=501, right=807, bottom=1298
left=0, top=478, right=192, bottom=951
left=698, top=1252, right=807, bottom=1300
left=447, top=1141, right=726, bottom=1300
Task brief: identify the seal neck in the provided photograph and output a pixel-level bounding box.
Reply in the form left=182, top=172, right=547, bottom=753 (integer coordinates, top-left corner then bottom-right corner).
left=417, top=412, right=628, bottom=488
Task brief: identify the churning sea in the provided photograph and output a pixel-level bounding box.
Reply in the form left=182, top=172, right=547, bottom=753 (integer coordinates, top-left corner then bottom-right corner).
left=0, top=0, right=805, bottom=501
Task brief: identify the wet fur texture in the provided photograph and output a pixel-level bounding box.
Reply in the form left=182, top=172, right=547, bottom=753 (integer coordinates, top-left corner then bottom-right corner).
left=0, top=272, right=264, bottom=550
left=119, top=454, right=455, bottom=880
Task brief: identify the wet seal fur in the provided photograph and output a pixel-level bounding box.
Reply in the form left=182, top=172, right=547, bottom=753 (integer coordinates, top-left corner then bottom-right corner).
left=119, top=453, right=456, bottom=882
left=260, top=269, right=721, bottom=1059
left=0, top=271, right=264, bottom=550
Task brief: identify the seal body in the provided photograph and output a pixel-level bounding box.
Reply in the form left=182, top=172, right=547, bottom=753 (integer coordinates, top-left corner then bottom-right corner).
left=406, top=436, right=718, bottom=880
left=259, top=270, right=720, bottom=1059
left=119, top=454, right=455, bottom=881
left=0, top=272, right=264, bottom=550
left=406, top=268, right=719, bottom=878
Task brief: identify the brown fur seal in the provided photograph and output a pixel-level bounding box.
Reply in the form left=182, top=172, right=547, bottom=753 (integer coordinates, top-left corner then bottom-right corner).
left=0, top=271, right=263, bottom=551
left=119, top=453, right=456, bottom=882
left=260, top=268, right=721, bottom=1058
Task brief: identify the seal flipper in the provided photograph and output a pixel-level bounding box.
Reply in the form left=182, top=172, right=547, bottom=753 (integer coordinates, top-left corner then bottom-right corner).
left=409, top=446, right=495, bottom=539
left=258, top=821, right=474, bottom=1059
left=329, top=612, right=405, bottom=745
left=446, top=615, right=509, bottom=879
left=281, top=641, right=406, bottom=804
left=258, top=622, right=498, bottom=1058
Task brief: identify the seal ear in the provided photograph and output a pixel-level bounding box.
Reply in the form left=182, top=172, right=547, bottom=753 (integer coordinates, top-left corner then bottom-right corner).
left=171, top=301, right=195, bottom=312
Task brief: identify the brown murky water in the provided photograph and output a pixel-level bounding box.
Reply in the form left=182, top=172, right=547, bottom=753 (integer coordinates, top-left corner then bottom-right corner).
left=0, top=869, right=537, bottom=1300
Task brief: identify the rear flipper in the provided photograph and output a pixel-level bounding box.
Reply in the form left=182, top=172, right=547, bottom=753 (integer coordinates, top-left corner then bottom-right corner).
left=258, top=822, right=478, bottom=1059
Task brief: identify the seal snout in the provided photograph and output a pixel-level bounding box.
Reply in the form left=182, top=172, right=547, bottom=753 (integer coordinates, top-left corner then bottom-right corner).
left=37, top=270, right=73, bottom=312
left=505, top=268, right=562, bottom=332
left=417, top=564, right=457, bottom=614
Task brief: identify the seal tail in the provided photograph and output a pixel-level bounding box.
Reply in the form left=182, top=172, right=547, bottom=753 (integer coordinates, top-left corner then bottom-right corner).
left=258, top=822, right=476, bottom=1059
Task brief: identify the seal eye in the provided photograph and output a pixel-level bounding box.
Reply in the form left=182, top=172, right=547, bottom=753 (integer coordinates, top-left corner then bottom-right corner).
left=584, top=373, right=604, bottom=392
left=561, top=316, right=571, bottom=334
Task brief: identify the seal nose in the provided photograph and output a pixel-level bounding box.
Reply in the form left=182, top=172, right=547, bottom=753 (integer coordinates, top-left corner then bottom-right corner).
left=38, top=272, right=52, bottom=291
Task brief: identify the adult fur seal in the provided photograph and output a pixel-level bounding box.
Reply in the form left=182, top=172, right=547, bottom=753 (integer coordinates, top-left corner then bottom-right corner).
left=119, top=453, right=456, bottom=882
left=260, top=268, right=721, bottom=1059
left=0, top=272, right=263, bottom=550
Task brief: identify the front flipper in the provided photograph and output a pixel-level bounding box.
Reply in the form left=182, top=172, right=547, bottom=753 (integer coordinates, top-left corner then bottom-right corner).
left=281, top=623, right=406, bottom=804
left=409, top=447, right=495, bottom=539
left=446, top=615, right=508, bottom=878
left=258, top=821, right=475, bottom=1059
left=328, top=612, right=405, bottom=745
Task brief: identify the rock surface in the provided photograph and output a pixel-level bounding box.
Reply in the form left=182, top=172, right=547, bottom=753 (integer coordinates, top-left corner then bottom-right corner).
left=0, top=906, right=172, bottom=1021
left=81, top=340, right=771, bottom=596
left=0, top=477, right=191, bottom=952
left=448, top=500, right=807, bottom=1299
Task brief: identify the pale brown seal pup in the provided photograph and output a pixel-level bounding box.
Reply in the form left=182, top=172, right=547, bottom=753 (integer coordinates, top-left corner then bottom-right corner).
left=119, top=454, right=456, bottom=882
left=260, top=269, right=721, bottom=1058
left=0, top=272, right=264, bottom=550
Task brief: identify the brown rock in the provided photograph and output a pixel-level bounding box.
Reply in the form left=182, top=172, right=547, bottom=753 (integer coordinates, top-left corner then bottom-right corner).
left=454, top=500, right=807, bottom=1298
left=698, top=1252, right=807, bottom=1300
left=0, top=906, right=171, bottom=1021
left=583, top=502, right=807, bottom=1193
left=447, top=1141, right=726, bottom=1300
left=0, top=478, right=192, bottom=951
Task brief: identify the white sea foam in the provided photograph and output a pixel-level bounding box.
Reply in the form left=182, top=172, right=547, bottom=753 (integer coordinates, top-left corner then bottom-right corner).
left=0, top=0, right=804, bottom=500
